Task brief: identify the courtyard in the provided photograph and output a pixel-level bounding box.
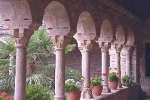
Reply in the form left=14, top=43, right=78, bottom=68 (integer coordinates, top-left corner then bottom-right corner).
left=0, top=0, right=150, bottom=100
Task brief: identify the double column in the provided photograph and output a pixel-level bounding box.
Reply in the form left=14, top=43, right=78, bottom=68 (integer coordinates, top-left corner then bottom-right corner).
left=115, top=45, right=122, bottom=88
left=51, top=36, right=71, bottom=100
left=125, top=46, right=132, bottom=76
left=14, top=29, right=33, bottom=100
left=99, top=43, right=111, bottom=93
left=79, top=40, right=93, bottom=99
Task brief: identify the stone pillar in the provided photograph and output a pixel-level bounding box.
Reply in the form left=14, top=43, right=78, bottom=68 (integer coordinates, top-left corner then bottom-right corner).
left=125, top=46, right=132, bottom=76
left=99, top=43, right=111, bottom=93
left=52, top=36, right=71, bottom=100
left=79, top=40, right=93, bottom=99
left=79, top=48, right=84, bottom=77
left=14, top=29, right=33, bottom=100
left=115, top=46, right=122, bottom=88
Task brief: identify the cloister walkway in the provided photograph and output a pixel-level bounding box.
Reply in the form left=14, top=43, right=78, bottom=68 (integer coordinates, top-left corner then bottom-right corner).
left=0, top=0, right=144, bottom=100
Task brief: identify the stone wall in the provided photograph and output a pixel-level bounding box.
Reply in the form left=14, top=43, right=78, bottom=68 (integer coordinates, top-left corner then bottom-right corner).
left=99, top=85, right=142, bottom=100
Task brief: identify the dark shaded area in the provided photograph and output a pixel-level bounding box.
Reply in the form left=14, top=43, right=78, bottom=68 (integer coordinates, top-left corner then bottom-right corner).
left=145, top=43, right=150, bottom=77
left=114, top=0, right=150, bottom=20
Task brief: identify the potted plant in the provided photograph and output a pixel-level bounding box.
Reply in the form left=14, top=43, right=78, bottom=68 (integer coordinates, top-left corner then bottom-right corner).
left=108, top=72, right=119, bottom=90
left=65, top=79, right=81, bottom=100
left=122, top=75, right=135, bottom=87
left=90, top=77, right=103, bottom=96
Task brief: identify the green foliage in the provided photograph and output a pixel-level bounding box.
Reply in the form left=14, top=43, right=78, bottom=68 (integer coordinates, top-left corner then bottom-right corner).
left=26, top=84, right=51, bottom=100
left=26, top=73, right=53, bottom=86
left=65, top=67, right=80, bottom=81
left=65, top=44, right=76, bottom=54
left=122, top=75, right=135, bottom=87
left=108, top=72, right=119, bottom=82
left=65, top=79, right=80, bottom=92
left=90, top=77, right=103, bottom=87
left=28, top=27, right=54, bottom=62
left=0, top=37, right=15, bottom=59
left=0, top=65, right=14, bottom=93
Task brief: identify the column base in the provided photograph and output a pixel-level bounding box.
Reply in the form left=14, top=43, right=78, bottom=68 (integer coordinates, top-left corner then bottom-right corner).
left=80, top=88, right=93, bottom=99
left=54, top=95, right=65, bottom=100
left=118, top=81, right=122, bottom=88
left=102, top=86, right=111, bottom=93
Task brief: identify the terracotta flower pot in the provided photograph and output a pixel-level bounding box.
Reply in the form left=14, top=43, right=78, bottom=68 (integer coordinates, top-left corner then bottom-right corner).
left=92, top=85, right=103, bottom=96
left=67, top=91, right=81, bottom=100
left=108, top=81, right=118, bottom=90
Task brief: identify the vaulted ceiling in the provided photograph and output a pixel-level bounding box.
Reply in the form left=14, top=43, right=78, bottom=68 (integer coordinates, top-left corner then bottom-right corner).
left=114, top=0, right=150, bottom=20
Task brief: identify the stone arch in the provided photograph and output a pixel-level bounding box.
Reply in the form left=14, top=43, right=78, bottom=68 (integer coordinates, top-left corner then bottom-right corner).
left=126, top=28, right=134, bottom=46
left=0, top=0, right=32, bottom=30
left=114, top=25, right=125, bottom=45
left=98, top=19, right=113, bottom=42
left=43, top=1, right=71, bottom=36
left=74, top=11, right=96, bottom=40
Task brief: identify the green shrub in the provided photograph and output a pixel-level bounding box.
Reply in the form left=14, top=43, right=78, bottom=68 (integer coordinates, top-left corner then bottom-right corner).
left=26, top=84, right=50, bottom=100
left=122, top=75, right=134, bottom=87
left=108, top=72, right=119, bottom=82
left=65, top=79, right=80, bottom=92
left=90, top=77, right=103, bottom=87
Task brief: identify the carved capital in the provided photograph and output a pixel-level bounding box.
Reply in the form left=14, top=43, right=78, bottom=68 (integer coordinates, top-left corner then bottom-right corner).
left=125, top=46, right=132, bottom=53
left=78, top=40, right=93, bottom=52
left=14, top=29, right=34, bottom=48
left=51, top=36, right=72, bottom=50
left=99, top=42, right=110, bottom=52
left=109, top=44, right=122, bottom=54
left=116, top=46, right=122, bottom=53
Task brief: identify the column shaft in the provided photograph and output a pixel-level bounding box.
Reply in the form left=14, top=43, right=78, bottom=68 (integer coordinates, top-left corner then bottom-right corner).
left=101, top=51, right=110, bottom=93
left=80, top=50, right=85, bottom=77
left=116, top=52, right=122, bottom=88
left=80, top=50, right=93, bottom=99
left=14, top=47, right=26, bottom=100
left=83, top=51, right=90, bottom=88
left=54, top=49, right=65, bottom=100
left=126, top=52, right=131, bottom=76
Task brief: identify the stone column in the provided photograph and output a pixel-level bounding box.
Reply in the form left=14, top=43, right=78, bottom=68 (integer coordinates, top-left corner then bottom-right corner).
left=52, top=36, right=71, bottom=100
left=115, top=46, right=122, bottom=88
left=79, top=48, right=84, bottom=77
left=125, top=46, right=132, bottom=76
left=14, top=29, right=33, bottom=100
left=79, top=40, right=93, bottom=99
left=99, top=44, right=111, bottom=93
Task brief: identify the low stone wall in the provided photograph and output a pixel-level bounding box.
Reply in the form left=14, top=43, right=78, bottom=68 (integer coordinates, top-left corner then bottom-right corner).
left=94, top=85, right=142, bottom=100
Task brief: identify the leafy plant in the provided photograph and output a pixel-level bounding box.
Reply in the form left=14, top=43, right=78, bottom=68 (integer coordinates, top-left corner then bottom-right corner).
left=0, top=37, right=15, bottom=59
left=90, top=77, right=103, bottom=87
left=108, top=72, right=119, bottom=82
left=65, top=44, right=76, bottom=54
left=65, top=79, right=80, bottom=92
left=122, top=75, right=135, bottom=87
left=0, top=65, right=14, bottom=93
left=26, top=84, right=50, bottom=100
left=65, top=67, right=80, bottom=81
